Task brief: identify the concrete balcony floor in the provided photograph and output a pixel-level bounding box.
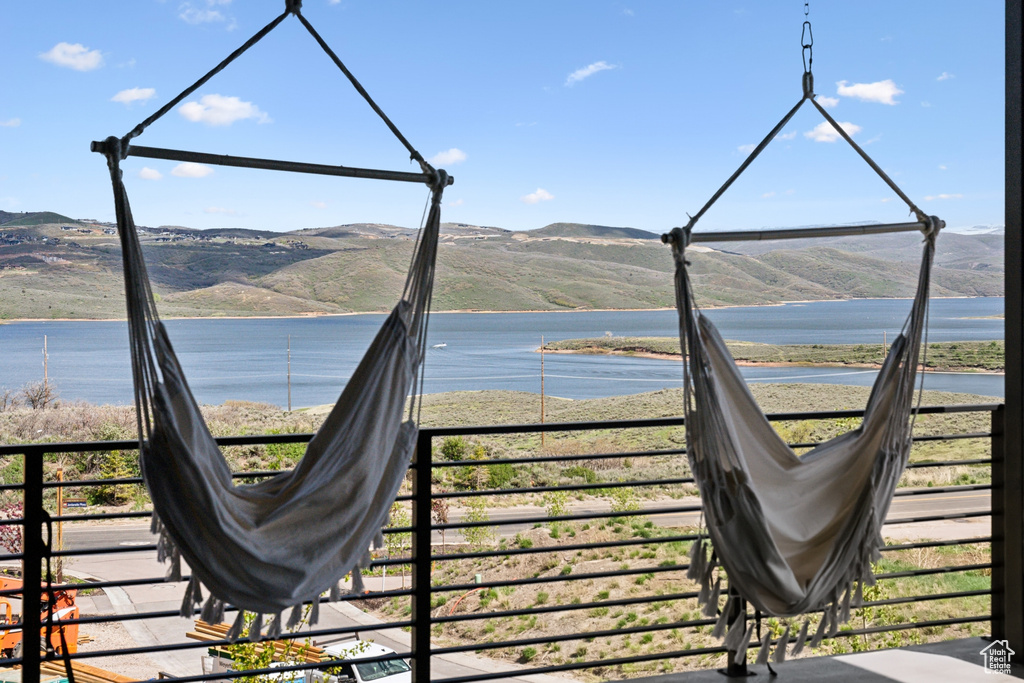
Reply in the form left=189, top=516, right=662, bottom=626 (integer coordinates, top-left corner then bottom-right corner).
left=633, top=639, right=1024, bottom=682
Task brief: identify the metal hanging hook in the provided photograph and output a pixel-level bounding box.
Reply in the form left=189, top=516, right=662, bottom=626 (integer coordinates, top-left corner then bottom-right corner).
left=801, top=1, right=814, bottom=95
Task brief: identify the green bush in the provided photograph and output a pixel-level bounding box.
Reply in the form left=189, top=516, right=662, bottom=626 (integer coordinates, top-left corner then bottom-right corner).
left=264, top=433, right=305, bottom=470
left=561, top=465, right=598, bottom=483
left=487, top=463, right=516, bottom=488
left=441, top=436, right=469, bottom=462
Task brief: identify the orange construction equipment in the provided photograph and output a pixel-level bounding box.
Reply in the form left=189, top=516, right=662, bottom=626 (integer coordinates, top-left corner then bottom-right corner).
left=0, top=576, right=79, bottom=659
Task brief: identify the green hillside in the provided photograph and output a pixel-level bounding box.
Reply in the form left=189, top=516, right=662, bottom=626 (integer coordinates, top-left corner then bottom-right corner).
left=0, top=218, right=1005, bottom=320
left=0, top=211, right=82, bottom=226
left=529, top=222, right=660, bottom=240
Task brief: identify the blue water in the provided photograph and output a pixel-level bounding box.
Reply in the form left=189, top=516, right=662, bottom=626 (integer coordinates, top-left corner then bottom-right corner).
left=0, top=298, right=1004, bottom=407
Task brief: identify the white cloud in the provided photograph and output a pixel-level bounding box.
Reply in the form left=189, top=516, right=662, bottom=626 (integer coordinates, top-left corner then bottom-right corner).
left=171, top=162, right=214, bottom=178
left=179, top=2, right=225, bottom=24
left=139, top=167, right=162, bottom=180
left=804, top=120, right=862, bottom=143
left=0, top=118, right=20, bottom=128
left=448, top=199, right=465, bottom=207
left=623, top=8, right=634, bottom=16
left=204, top=206, right=237, bottom=215
left=761, top=191, right=775, bottom=199
left=737, top=143, right=756, bottom=154
left=777, top=131, right=797, bottom=141
left=938, top=164, right=948, bottom=171
left=565, top=61, right=617, bottom=86
left=785, top=189, right=795, bottom=195
left=937, top=72, right=955, bottom=81
left=310, top=201, right=328, bottom=209
left=880, top=197, right=895, bottom=203
left=864, top=134, right=882, bottom=145
left=111, top=87, right=156, bottom=105
left=817, top=95, right=840, bottom=108
left=836, top=79, right=903, bottom=105
left=921, top=101, right=932, bottom=108
left=521, top=188, right=554, bottom=204
left=430, top=148, right=467, bottom=166
left=179, top=94, right=270, bottom=126
left=924, top=193, right=963, bottom=201
left=40, top=42, right=104, bottom=71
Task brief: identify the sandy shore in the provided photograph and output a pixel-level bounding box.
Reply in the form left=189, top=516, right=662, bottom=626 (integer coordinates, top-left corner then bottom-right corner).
left=542, top=347, right=1005, bottom=375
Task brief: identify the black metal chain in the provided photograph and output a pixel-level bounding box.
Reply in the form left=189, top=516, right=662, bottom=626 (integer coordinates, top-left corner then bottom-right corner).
left=801, top=2, right=813, bottom=75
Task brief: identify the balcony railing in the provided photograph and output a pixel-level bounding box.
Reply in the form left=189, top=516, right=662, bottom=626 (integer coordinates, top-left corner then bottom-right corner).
left=0, top=403, right=1003, bottom=682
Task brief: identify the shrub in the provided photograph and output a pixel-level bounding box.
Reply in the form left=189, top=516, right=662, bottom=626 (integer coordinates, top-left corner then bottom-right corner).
left=520, top=647, right=537, bottom=662
left=264, top=434, right=305, bottom=470
left=561, top=465, right=597, bottom=483
left=487, top=463, right=515, bottom=488
left=441, top=436, right=469, bottom=462
left=610, top=487, right=641, bottom=514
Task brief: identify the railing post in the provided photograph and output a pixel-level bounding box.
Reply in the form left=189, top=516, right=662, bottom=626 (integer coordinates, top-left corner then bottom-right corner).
left=1003, top=0, right=1023, bottom=658
left=21, top=447, right=43, bottom=683
left=991, top=406, right=1006, bottom=640
left=719, top=587, right=752, bottom=678
left=410, top=429, right=433, bottom=683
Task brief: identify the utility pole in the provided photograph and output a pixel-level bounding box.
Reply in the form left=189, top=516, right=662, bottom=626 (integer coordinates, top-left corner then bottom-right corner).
left=287, top=335, right=292, bottom=412
left=55, top=468, right=63, bottom=582
left=540, top=335, right=546, bottom=447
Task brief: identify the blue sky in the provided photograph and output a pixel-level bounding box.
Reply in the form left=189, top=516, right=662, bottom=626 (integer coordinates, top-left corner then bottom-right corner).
left=1, top=2, right=1005, bottom=234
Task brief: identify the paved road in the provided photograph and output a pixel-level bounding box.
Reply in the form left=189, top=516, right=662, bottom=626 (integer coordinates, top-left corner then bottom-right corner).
left=61, top=489, right=992, bottom=551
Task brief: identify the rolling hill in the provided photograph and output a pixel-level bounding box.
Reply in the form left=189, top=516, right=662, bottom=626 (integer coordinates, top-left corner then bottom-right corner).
left=0, top=218, right=1004, bottom=320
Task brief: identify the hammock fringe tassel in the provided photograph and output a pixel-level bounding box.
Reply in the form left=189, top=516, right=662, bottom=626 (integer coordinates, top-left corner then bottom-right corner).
left=162, top=509, right=387, bottom=641
left=691, top=564, right=865, bottom=665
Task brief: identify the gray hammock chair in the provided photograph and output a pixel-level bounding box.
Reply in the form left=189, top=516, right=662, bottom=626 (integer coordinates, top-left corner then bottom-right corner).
left=664, top=64, right=943, bottom=664
left=92, top=2, right=452, bottom=638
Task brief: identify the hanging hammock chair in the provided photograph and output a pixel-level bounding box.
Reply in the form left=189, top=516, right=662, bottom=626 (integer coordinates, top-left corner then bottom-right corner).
left=665, top=45, right=943, bottom=663
left=92, top=1, right=452, bottom=638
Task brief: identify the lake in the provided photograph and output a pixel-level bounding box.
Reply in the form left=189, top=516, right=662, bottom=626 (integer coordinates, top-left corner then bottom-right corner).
left=0, top=297, right=1005, bottom=407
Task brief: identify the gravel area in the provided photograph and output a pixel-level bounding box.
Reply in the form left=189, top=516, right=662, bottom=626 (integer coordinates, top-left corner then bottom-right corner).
left=73, top=617, right=164, bottom=681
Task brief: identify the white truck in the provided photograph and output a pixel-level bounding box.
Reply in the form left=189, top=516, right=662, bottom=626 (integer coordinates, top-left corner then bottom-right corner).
left=320, top=640, right=412, bottom=683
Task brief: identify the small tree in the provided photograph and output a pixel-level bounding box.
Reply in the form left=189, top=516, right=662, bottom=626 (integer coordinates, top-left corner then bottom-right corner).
left=461, top=497, right=495, bottom=548
left=431, top=498, right=450, bottom=553
left=0, top=388, right=18, bottom=412
left=385, top=502, right=412, bottom=588
left=222, top=610, right=312, bottom=683
left=21, top=381, right=58, bottom=409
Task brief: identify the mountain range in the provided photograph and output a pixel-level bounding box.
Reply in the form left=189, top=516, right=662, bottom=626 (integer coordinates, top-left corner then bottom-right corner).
left=0, top=213, right=1004, bottom=320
